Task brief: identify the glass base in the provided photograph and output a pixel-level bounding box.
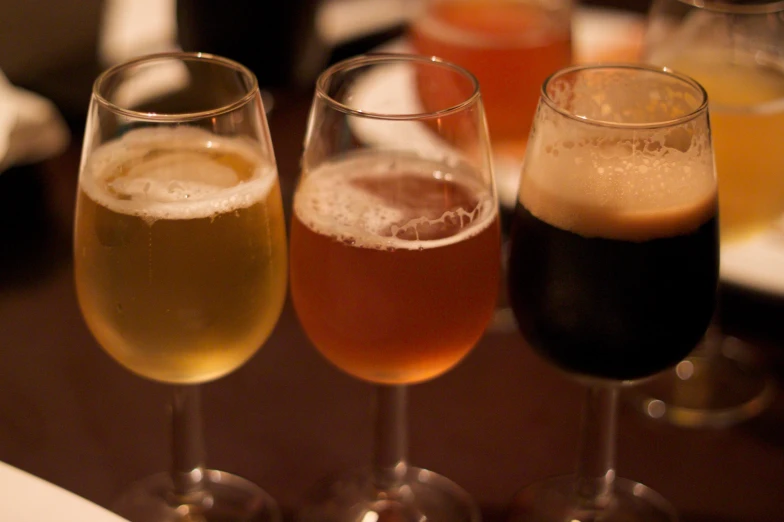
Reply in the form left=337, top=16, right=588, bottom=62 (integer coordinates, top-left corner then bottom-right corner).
left=298, top=466, right=481, bottom=522
left=508, top=475, right=677, bottom=522
left=626, top=337, right=776, bottom=429
left=112, top=470, right=281, bottom=522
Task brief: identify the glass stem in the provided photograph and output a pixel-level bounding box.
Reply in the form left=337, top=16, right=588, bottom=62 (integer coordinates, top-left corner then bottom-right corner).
left=700, top=322, right=723, bottom=359
left=170, top=384, right=209, bottom=507
left=574, top=385, right=617, bottom=512
left=373, top=384, right=408, bottom=495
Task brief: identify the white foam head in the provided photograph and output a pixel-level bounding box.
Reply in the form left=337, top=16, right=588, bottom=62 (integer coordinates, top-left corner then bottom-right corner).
left=80, top=127, right=277, bottom=221
left=294, top=152, right=497, bottom=250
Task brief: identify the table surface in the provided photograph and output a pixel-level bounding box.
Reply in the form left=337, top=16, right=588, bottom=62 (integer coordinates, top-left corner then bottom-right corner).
left=0, top=87, right=783, bottom=522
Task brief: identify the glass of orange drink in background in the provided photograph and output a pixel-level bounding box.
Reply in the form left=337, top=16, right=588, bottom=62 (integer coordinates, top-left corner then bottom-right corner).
left=410, top=0, right=572, bottom=207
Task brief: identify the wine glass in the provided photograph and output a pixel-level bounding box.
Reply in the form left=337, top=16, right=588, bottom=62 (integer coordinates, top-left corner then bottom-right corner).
left=506, top=64, right=718, bottom=521
left=409, top=0, right=573, bottom=211
left=289, top=53, right=500, bottom=522
left=629, top=0, right=783, bottom=428
left=74, top=52, right=287, bottom=522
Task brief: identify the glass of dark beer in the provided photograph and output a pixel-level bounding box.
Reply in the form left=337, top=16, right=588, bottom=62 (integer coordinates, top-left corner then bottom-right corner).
left=507, top=64, right=718, bottom=521
left=290, top=54, right=501, bottom=522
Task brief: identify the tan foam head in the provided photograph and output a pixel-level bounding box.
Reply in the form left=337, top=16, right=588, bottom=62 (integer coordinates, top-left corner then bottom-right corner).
left=520, top=68, right=717, bottom=241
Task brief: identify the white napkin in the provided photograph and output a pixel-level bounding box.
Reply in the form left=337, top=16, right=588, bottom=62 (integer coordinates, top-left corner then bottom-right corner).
left=98, top=0, right=179, bottom=66
left=0, top=461, right=130, bottom=522
left=0, top=70, right=70, bottom=174
left=96, top=0, right=190, bottom=113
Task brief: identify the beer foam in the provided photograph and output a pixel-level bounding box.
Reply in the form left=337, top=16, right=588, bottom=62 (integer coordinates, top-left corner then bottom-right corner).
left=294, top=152, right=497, bottom=250
left=80, top=127, right=277, bottom=221
left=519, top=132, right=717, bottom=241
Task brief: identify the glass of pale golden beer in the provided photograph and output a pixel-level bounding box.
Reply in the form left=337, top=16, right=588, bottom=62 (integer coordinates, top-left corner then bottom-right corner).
left=290, top=54, right=500, bottom=522
left=507, top=64, right=718, bottom=521
left=74, top=52, right=287, bottom=521
left=628, top=0, right=783, bottom=428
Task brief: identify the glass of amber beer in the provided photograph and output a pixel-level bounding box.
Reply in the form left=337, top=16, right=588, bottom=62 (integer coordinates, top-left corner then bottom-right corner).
left=628, top=0, right=784, bottom=428
left=409, top=0, right=572, bottom=149
left=507, top=64, right=718, bottom=521
left=290, top=54, right=500, bottom=522
left=409, top=0, right=573, bottom=208
left=74, top=52, right=287, bottom=522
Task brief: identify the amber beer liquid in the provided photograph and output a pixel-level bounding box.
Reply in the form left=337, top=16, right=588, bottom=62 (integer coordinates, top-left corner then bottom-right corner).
left=410, top=0, right=572, bottom=146
left=74, top=128, right=287, bottom=384
left=290, top=153, right=501, bottom=385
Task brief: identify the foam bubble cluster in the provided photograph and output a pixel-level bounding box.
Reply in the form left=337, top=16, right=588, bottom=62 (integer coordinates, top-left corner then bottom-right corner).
left=80, top=127, right=277, bottom=222
left=295, top=152, right=497, bottom=250
left=520, top=122, right=717, bottom=241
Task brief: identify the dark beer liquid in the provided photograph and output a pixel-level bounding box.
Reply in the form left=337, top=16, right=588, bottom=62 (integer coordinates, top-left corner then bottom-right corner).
left=507, top=203, right=718, bottom=381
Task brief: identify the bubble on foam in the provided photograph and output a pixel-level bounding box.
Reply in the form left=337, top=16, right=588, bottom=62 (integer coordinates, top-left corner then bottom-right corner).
left=80, top=127, right=277, bottom=222
left=295, top=152, right=497, bottom=251
left=390, top=203, right=489, bottom=242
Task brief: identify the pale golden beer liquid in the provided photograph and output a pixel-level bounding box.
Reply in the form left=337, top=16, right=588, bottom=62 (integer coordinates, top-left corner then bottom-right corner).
left=290, top=153, right=500, bottom=385
left=75, top=128, right=287, bottom=384
left=650, top=49, right=784, bottom=243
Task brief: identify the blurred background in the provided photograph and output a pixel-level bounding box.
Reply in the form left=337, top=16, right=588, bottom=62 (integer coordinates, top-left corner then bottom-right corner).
left=0, top=0, right=650, bottom=270
left=0, top=0, right=651, bottom=284
left=0, top=0, right=651, bottom=130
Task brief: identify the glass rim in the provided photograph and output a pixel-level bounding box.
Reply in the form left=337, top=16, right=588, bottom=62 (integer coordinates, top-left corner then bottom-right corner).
left=92, top=51, right=260, bottom=122
left=315, top=53, right=482, bottom=121
left=540, top=63, right=710, bottom=129
left=674, top=0, right=784, bottom=15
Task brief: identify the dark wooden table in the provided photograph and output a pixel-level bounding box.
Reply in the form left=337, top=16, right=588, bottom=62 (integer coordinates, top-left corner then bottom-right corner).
left=1, top=88, right=782, bottom=522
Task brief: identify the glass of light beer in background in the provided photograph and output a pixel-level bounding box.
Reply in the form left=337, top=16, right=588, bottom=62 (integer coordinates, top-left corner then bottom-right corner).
left=290, top=54, right=500, bottom=522
left=74, top=52, right=287, bottom=521
left=631, top=0, right=784, bottom=427
left=507, top=64, right=718, bottom=521
left=409, top=0, right=572, bottom=208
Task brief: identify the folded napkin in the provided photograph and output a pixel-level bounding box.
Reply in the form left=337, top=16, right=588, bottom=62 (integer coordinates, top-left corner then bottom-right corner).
left=0, top=70, right=70, bottom=174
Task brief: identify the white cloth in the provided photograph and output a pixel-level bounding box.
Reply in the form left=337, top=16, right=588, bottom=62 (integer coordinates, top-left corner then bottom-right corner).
left=0, top=70, right=70, bottom=173
left=98, top=0, right=179, bottom=66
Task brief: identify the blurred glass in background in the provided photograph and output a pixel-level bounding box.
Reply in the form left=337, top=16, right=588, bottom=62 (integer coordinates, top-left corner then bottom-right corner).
left=409, top=0, right=573, bottom=158
left=646, top=0, right=784, bottom=245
